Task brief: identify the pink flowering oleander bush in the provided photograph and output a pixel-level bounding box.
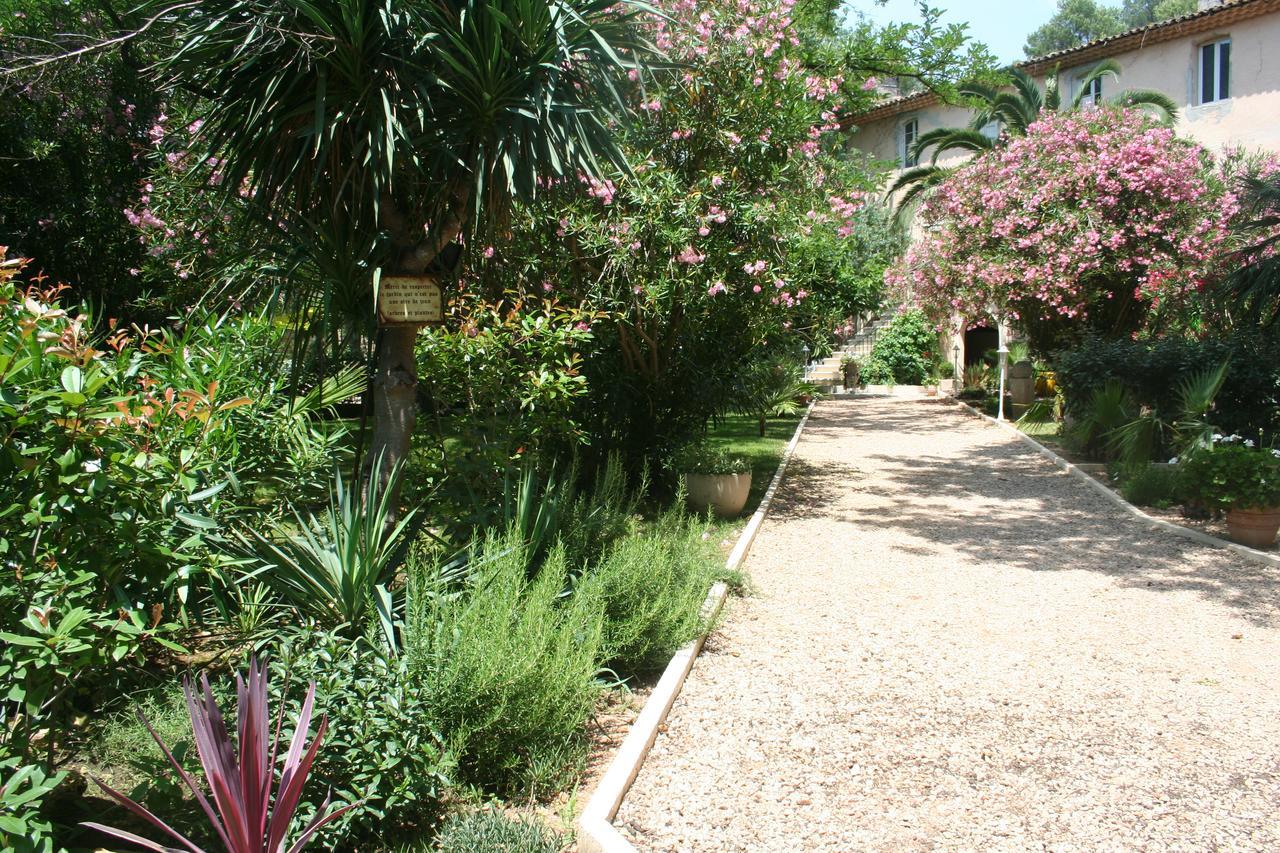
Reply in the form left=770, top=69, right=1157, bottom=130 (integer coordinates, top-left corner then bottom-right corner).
left=890, top=108, right=1239, bottom=353
left=480, top=0, right=892, bottom=466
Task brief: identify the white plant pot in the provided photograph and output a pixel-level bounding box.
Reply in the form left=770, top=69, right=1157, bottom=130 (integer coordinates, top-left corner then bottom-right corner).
left=683, top=472, right=752, bottom=518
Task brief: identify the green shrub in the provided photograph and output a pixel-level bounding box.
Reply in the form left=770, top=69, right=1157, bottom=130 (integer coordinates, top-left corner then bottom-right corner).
left=406, top=531, right=604, bottom=797
left=577, top=511, right=717, bottom=675
left=1180, top=441, right=1280, bottom=511
left=669, top=444, right=751, bottom=475
left=1120, top=464, right=1184, bottom=508
left=434, top=809, right=563, bottom=853
left=1053, top=334, right=1280, bottom=444
left=0, top=757, right=65, bottom=853
left=558, top=454, right=643, bottom=572
left=861, top=309, right=936, bottom=385
left=269, top=632, right=452, bottom=848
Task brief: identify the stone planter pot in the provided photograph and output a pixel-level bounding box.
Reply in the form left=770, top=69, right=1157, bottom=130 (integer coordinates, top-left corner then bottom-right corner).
left=1009, top=360, right=1036, bottom=407
left=842, top=363, right=860, bottom=388
left=683, top=471, right=752, bottom=518
left=1225, top=506, right=1280, bottom=549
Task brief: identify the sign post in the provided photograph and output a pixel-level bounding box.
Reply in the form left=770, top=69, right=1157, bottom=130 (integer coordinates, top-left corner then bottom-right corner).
left=377, top=275, right=444, bottom=326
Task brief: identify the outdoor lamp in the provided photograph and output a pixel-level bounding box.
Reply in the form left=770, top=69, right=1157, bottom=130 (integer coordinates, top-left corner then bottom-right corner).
left=996, top=321, right=1009, bottom=421
left=952, top=343, right=960, bottom=388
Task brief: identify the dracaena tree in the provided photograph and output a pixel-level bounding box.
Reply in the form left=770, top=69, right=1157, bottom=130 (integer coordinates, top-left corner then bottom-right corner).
left=149, top=0, right=648, bottom=494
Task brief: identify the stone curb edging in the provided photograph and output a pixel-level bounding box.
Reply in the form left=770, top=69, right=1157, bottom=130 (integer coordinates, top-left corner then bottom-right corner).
left=952, top=399, right=1280, bottom=571
left=577, top=401, right=818, bottom=853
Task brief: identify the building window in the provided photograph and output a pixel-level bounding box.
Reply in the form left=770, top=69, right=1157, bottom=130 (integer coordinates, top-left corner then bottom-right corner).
left=1200, top=38, right=1231, bottom=104
left=901, top=118, right=918, bottom=168
left=1078, top=75, right=1103, bottom=107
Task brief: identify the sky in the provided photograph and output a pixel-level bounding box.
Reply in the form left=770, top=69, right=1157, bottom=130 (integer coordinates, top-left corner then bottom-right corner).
left=845, top=0, right=1061, bottom=65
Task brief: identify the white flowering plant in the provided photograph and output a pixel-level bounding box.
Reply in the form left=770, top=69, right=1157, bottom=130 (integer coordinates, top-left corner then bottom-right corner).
left=1179, top=439, right=1280, bottom=511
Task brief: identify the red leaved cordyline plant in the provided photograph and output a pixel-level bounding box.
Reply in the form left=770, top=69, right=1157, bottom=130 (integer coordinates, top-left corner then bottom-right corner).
left=82, top=658, right=353, bottom=853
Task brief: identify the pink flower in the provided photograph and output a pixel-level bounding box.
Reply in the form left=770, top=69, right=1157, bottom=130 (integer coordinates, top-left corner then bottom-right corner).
left=707, top=281, right=726, bottom=296
left=678, top=246, right=705, bottom=264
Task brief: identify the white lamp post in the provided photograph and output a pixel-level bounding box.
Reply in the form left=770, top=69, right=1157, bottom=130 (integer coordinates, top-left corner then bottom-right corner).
left=995, top=319, right=1009, bottom=421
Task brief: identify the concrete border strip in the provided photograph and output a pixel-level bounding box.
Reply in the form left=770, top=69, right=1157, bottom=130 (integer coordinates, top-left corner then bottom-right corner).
left=577, top=401, right=817, bottom=853
left=952, top=399, right=1280, bottom=570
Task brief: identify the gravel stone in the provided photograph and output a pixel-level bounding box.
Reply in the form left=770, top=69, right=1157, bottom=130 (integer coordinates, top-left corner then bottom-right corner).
left=614, top=397, right=1280, bottom=852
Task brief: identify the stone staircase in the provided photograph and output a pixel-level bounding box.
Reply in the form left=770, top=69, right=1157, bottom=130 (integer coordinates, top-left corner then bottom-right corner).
left=805, top=308, right=898, bottom=388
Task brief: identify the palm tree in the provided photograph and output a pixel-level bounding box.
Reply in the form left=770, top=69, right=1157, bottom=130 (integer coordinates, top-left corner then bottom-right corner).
left=151, top=0, right=648, bottom=495
left=1220, top=171, right=1280, bottom=329
left=888, top=60, right=1179, bottom=218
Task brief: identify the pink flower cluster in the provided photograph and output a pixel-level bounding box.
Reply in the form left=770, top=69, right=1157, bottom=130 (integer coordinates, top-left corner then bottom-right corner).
left=891, top=109, right=1239, bottom=325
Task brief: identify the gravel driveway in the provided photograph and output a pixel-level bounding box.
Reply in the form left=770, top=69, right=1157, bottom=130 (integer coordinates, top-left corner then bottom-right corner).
left=614, top=397, right=1280, bottom=852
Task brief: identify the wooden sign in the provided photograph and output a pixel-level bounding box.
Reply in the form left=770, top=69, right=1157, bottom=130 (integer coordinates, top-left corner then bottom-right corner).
left=377, top=275, right=443, bottom=325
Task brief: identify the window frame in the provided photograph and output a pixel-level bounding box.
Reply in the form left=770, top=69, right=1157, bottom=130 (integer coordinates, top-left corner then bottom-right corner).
left=1078, top=74, right=1103, bottom=108
left=900, top=116, right=919, bottom=168
left=1199, top=37, right=1231, bottom=105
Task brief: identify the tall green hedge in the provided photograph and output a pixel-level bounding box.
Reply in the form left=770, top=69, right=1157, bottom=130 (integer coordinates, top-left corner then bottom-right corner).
left=1053, top=334, right=1280, bottom=442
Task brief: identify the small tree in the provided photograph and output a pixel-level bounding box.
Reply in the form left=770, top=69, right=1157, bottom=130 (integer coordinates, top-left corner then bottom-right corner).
left=150, top=0, right=647, bottom=494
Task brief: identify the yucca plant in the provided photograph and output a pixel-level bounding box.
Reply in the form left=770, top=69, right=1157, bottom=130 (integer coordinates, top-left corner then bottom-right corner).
left=733, top=360, right=818, bottom=436
left=238, top=456, right=415, bottom=645
left=82, top=659, right=352, bottom=853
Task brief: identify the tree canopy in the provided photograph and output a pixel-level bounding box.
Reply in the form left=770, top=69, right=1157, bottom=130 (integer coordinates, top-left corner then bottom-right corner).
left=1024, top=0, right=1197, bottom=59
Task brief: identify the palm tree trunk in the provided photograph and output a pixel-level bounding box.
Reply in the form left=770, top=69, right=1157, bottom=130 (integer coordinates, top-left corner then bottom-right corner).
left=367, top=325, right=418, bottom=498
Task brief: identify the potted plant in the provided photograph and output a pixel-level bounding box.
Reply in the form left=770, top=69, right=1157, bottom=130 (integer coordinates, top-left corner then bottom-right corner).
left=1179, top=439, right=1280, bottom=548
left=672, top=444, right=753, bottom=518
left=840, top=354, right=860, bottom=390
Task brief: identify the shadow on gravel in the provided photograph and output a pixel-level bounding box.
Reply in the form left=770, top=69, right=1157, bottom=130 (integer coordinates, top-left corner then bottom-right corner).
left=800, top=398, right=1280, bottom=628
left=769, top=456, right=853, bottom=519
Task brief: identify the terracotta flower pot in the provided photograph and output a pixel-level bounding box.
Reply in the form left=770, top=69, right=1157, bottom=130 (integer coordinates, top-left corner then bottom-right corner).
left=683, top=472, right=752, bottom=518
left=1225, top=506, right=1280, bottom=549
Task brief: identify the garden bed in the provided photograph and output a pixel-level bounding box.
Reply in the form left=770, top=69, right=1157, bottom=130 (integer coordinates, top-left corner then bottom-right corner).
left=1009, top=417, right=1279, bottom=554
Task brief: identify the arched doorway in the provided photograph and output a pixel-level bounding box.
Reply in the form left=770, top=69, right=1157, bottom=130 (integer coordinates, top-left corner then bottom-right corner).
left=963, top=326, right=999, bottom=368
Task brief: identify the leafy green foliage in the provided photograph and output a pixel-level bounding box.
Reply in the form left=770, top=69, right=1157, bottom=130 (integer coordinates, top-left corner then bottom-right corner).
left=1221, top=170, right=1280, bottom=330
left=860, top=309, right=937, bottom=386
left=1024, top=0, right=1197, bottom=58
left=270, top=633, right=452, bottom=847
left=0, top=1, right=165, bottom=318
left=237, top=459, right=414, bottom=643
left=1120, top=464, right=1184, bottom=508
left=406, top=532, right=604, bottom=797
left=1180, top=443, right=1280, bottom=511
left=670, top=445, right=752, bottom=475
left=1024, top=0, right=1124, bottom=59
left=557, top=455, right=644, bottom=573
left=414, top=297, right=599, bottom=519
left=0, top=756, right=65, bottom=853
left=434, top=809, right=563, bottom=853
left=732, top=359, right=815, bottom=436
left=1054, top=335, right=1280, bottom=446
left=577, top=510, right=717, bottom=674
